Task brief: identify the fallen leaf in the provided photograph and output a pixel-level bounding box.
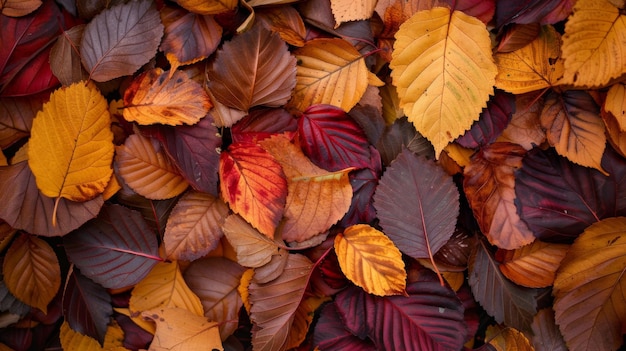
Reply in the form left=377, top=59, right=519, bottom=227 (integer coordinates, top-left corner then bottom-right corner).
left=330, top=0, right=377, bottom=26
left=494, top=0, right=574, bottom=26
left=313, top=303, right=377, bottom=350
left=456, top=91, right=515, bottom=149
left=497, top=240, right=569, bottom=288
left=0, top=96, right=41, bottom=149
left=59, top=320, right=128, bottom=351
left=496, top=23, right=541, bottom=53
left=50, top=25, right=90, bottom=86
left=496, top=92, right=546, bottom=150
left=605, top=83, right=626, bottom=131
left=531, top=308, right=568, bottom=351
left=284, top=294, right=329, bottom=349
left=257, top=6, right=306, bottom=47
left=175, top=0, right=237, bottom=15
left=222, top=214, right=282, bottom=268
left=142, top=307, right=223, bottom=351
left=486, top=325, right=534, bottom=351
left=0, top=0, right=41, bottom=17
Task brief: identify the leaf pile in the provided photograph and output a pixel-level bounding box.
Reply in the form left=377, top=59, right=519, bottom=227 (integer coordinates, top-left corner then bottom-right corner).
left=1, top=0, right=626, bottom=350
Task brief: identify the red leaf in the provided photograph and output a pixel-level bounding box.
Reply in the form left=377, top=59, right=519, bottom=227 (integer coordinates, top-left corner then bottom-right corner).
left=334, top=268, right=467, bottom=351
left=231, top=107, right=298, bottom=144
left=444, top=0, right=495, bottom=24
left=298, top=104, right=371, bottom=171
left=313, top=303, right=376, bottom=351
left=495, top=0, right=574, bottom=26
left=63, top=204, right=161, bottom=289
left=62, top=268, right=112, bottom=345
left=457, top=91, right=515, bottom=149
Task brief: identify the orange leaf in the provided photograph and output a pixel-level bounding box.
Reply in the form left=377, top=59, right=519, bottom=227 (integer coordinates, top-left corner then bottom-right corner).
left=497, top=241, right=569, bottom=288
left=0, top=0, right=41, bottom=17
left=334, top=224, right=407, bottom=296
left=605, top=83, right=626, bottom=131
left=116, top=133, right=189, bottom=200
left=284, top=295, right=329, bottom=349
left=175, top=0, right=237, bottom=15
left=486, top=325, right=534, bottom=351
left=602, top=107, right=626, bottom=158
left=259, top=134, right=353, bottom=242
left=257, top=7, right=306, bottom=47
left=219, top=142, right=287, bottom=239
left=142, top=307, right=223, bottom=351
left=2, top=233, right=60, bottom=313
left=221, top=214, right=282, bottom=268
left=496, top=93, right=546, bottom=150
left=123, top=68, right=211, bottom=126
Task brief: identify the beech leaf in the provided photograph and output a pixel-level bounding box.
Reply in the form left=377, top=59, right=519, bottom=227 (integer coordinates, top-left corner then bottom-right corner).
left=497, top=240, right=569, bottom=288
left=63, top=204, right=161, bottom=290
left=456, top=91, right=515, bottom=149
left=123, top=68, right=211, bottom=126
left=222, top=214, right=282, bottom=268
left=142, top=307, right=223, bottom=351
left=486, top=325, right=534, bottom=351
left=3, top=233, right=60, bottom=313
left=59, top=321, right=127, bottom=351
left=207, top=24, right=296, bottom=113
left=330, top=0, right=377, bottom=26
left=531, top=308, right=568, bottom=351
left=80, top=0, right=164, bottom=82
left=334, top=224, right=406, bottom=296
left=553, top=216, right=626, bottom=351
left=390, top=7, right=497, bottom=156
left=313, top=303, right=376, bottom=350
left=497, top=93, right=546, bottom=150
left=175, top=0, right=237, bottom=15
left=50, top=25, right=90, bottom=86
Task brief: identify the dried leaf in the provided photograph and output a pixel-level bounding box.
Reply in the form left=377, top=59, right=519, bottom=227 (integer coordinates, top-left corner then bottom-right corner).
left=531, top=308, right=568, bottom=351
left=497, top=93, right=546, bottom=150
left=334, top=224, right=406, bottom=296
left=222, top=214, right=281, bottom=268
left=497, top=240, right=569, bottom=288
left=330, top=0, right=377, bottom=26
left=59, top=321, right=127, bottom=351
left=0, top=0, right=41, bottom=17
left=142, top=307, right=223, bottom=351
left=123, top=68, right=211, bottom=126
left=80, top=0, right=163, bottom=82
left=175, top=0, right=237, bottom=15
left=390, top=7, right=497, bottom=156
left=50, top=25, right=90, bottom=86
left=605, top=83, right=626, bottom=131
left=257, top=6, right=306, bottom=47
left=0, top=96, right=41, bottom=149
left=486, top=325, right=534, bottom=351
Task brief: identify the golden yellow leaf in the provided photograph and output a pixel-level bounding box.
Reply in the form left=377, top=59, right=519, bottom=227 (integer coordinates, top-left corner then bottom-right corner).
left=0, top=0, right=41, bottom=17
left=495, top=25, right=564, bottom=94
left=603, top=107, right=626, bottom=158
left=59, top=321, right=130, bottom=351
left=123, top=68, right=211, bottom=126
left=486, top=325, right=534, bottom=351
left=2, top=233, right=60, bottom=313
left=284, top=295, right=329, bottom=349
left=0, top=343, right=13, bottom=351
left=330, top=0, right=377, bottom=26
left=28, top=82, right=114, bottom=223
left=605, top=83, right=626, bottom=131
left=175, top=0, right=237, bottom=14
left=238, top=268, right=254, bottom=314
left=291, top=38, right=370, bottom=112
left=143, top=307, right=223, bottom=351
left=442, top=271, right=464, bottom=291
left=390, top=7, right=497, bottom=157
left=101, top=174, right=121, bottom=201
left=334, top=224, right=407, bottom=296
left=116, top=133, right=189, bottom=200
left=498, top=241, right=569, bottom=288
left=560, top=0, right=626, bottom=87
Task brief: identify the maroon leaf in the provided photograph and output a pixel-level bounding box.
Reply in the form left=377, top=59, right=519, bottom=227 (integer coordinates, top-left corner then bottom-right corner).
left=114, top=313, right=153, bottom=350
left=335, top=268, right=467, bottom=351
left=313, top=303, right=376, bottom=351
left=515, top=146, right=626, bottom=242
left=231, top=107, right=298, bottom=144
left=62, top=268, right=112, bottom=345
left=495, top=0, right=574, bottom=27
left=0, top=95, right=42, bottom=149
left=444, top=0, right=495, bottom=24
left=496, top=23, right=542, bottom=53
left=63, top=204, right=161, bottom=290
left=115, top=188, right=180, bottom=235
left=318, top=250, right=349, bottom=291
left=298, top=104, right=371, bottom=172
left=375, top=148, right=459, bottom=259
left=456, top=91, right=515, bottom=149
left=376, top=117, right=435, bottom=167
left=339, top=147, right=380, bottom=227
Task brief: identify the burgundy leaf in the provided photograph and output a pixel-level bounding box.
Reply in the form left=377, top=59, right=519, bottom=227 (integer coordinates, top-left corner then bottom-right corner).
left=515, top=146, right=626, bottom=242
left=62, top=268, right=112, bottom=345
left=495, top=0, right=574, bottom=27
left=348, top=102, right=386, bottom=146
left=376, top=117, right=435, bottom=166
left=444, top=0, right=495, bottom=24
left=114, top=313, right=153, bottom=350
left=298, top=104, right=372, bottom=171
left=313, top=303, right=376, bottom=351
left=496, top=23, right=542, bottom=53
left=63, top=204, right=161, bottom=289
left=335, top=268, right=467, bottom=351
left=115, top=188, right=180, bottom=235
left=318, top=249, right=349, bottom=291
left=231, top=107, right=298, bottom=144
left=456, top=91, right=515, bottom=149
left=339, top=147, right=381, bottom=227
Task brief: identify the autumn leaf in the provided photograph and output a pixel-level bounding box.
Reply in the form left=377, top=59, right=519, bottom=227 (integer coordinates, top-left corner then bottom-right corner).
left=313, top=303, right=377, bottom=350
left=497, top=240, right=569, bottom=288
left=334, top=224, right=407, bottom=296
left=330, top=0, right=377, bottom=26
left=28, top=81, right=113, bottom=225
left=497, top=92, right=546, bottom=150
left=486, top=325, right=534, bottom=351
left=456, top=91, right=515, bottom=149
left=494, top=0, right=574, bottom=26
left=175, top=0, right=237, bottom=15
left=605, top=83, right=626, bottom=131
left=531, top=308, right=568, bottom=351
left=222, top=214, right=282, bottom=268
left=80, top=0, right=163, bottom=82
left=123, top=68, right=211, bottom=126
left=0, top=0, right=41, bottom=17
left=50, top=25, right=90, bottom=86
left=142, top=307, right=223, bottom=351
left=390, top=7, right=497, bottom=156
left=257, top=6, right=306, bottom=47
left=0, top=96, right=41, bottom=149
left=59, top=321, right=128, bottom=351
left=496, top=23, right=541, bottom=53
left=553, top=216, right=626, bottom=351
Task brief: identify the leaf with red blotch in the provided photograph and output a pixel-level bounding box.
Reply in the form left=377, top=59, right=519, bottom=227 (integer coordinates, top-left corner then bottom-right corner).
left=62, top=267, right=112, bottom=345
left=334, top=267, right=467, bottom=351
left=457, top=91, right=515, bottom=149
left=63, top=204, right=162, bottom=290
left=0, top=96, right=43, bottom=149
left=0, top=1, right=73, bottom=96
left=515, top=146, right=626, bottom=242
left=313, top=303, right=376, bottom=351
left=375, top=148, right=459, bottom=262
left=442, top=0, right=495, bottom=24
left=298, top=104, right=371, bottom=172
left=0, top=161, right=103, bottom=237
left=219, top=142, right=287, bottom=239
left=231, top=107, right=298, bottom=144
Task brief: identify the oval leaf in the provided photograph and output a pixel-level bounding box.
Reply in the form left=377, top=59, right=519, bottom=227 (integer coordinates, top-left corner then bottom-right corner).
left=497, top=240, right=569, bottom=288
left=80, top=0, right=164, bottom=82
left=50, top=25, right=89, bottom=86
left=334, top=224, right=406, bottom=296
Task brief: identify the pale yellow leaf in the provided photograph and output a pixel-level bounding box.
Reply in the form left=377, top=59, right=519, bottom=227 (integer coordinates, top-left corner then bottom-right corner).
left=330, top=0, right=377, bottom=26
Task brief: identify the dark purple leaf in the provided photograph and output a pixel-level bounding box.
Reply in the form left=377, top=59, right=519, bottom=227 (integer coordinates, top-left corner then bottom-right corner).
left=114, top=313, right=153, bottom=350
left=495, top=0, right=573, bottom=27
left=231, top=107, right=297, bottom=144
left=63, top=204, right=161, bottom=289
left=515, top=146, right=626, bottom=242
left=456, top=91, right=515, bottom=149
left=62, top=268, right=112, bottom=345
left=376, top=117, right=435, bottom=166
left=335, top=268, right=467, bottom=351
left=348, top=104, right=386, bottom=146
left=313, top=303, right=376, bottom=351
left=115, top=187, right=180, bottom=235
left=496, top=23, right=542, bottom=53
left=339, top=147, right=380, bottom=226
left=298, top=104, right=371, bottom=171
left=444, top=0, right=495, bottom=24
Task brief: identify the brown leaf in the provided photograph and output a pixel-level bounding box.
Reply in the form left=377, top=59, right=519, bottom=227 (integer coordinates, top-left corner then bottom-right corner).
left=175, top=0, right=237, bottom=15
left=257, top=6, right=306, bottom=47
left=0, top=96, right=41, bottom=149
left=49, top=25, right=89, bottom=86
left=142, top=307, right=223, bottom=351
left=531, top=308, right=568, bottom=351
left=496, top=92, right=546, bottom=150
left=222, top=214, right=282, bottom=268
left=497, top=240, right=569, bottom=288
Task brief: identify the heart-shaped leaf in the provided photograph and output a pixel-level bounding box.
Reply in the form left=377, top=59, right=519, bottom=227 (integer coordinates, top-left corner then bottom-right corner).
left=63, top=204, right=161, bottom=289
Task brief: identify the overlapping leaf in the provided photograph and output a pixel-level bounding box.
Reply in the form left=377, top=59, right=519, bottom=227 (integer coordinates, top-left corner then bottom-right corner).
left=59, top=321, right=127, bottom=351
left=486, top=325, right=534, bottom=351
left=0, top=97, right=40, bottom=149
left=496, top=23, right=541, bottom=53
left=330, top=0, right=377, bottom=25
left=313, top=303, right=377, bottom=350
left=80, top=0, right=164, bottom=82
left=494, top=0, right=574, bottom=26
left=222, top=214, right=282, bottom=268
left=219, top=142, right=287, bottom=239
left=603, top=106, right=626, bottom=158
left=390, top=7, right=497, bottom=156
left=231, top=107, right=297, bottom=144
left=257, top=7, right=306, bottom=47
left=207, top=24, right=296, bottom=112
left=142, top=307, right=223, bottom=351
left=123, top=68, right=211, bottom=126
left=376, top=117, right=435, bottom=165
left=456, top=91, right=515, bottom=148
left=497, top=93, right=546, bottom=150
left=531, top=308, right=568, bottom=351
left=63, top=204, right=161, bottom=289
left=175, top=0, right=237, bottom=15
left=50, top=25, right=89, bottom=86
left=0, top=0, right=41, bottom=17
left=553, top=216, right=626, bottom=351
left=497, top=240, right=569, bottom=288
left=605, top=83, right=626, bottom=130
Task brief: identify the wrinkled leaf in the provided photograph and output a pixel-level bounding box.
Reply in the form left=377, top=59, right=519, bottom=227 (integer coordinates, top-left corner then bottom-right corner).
left=231, top=107, right=297, bottom=144
left=142, top=307, right=223, bottom=351
left=497, top=240, right=569, bottom=288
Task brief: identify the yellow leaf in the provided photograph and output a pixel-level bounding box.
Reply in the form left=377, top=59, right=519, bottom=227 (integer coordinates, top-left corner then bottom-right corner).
left=123, top=68, right=211, bottom=126
left=116, top=133, right=189, bottom=200
left=130, top=261, right=204, bottom=317
left=175, top=0, right=237, bottom=14
left=284, top=295, right=329, bottom=349
left=2, top=233, right=60, bottom=313
left=330, top=0, right=377, bottom=26
left=486, top=325, right=534, bottom=351
left=101, top=174, right=121, bottom=201
left=560, top=0, right=626, bottom=87
left=291, top=38, right=370, bottom=112
left=605, top=83, right=626, bottom=131
left=334, top=224, right=407, bottom=296
left=442, top=271, right=464, bottom=291
left=390, top=7, right=497, bottom=157
left=143, top=307, right=223, bottom=351
left=59, top=321, right=130, bottom=351
left=28, top=82, right=114, bottom=223
left=495, top=25, right=564, bottom=94
left=238, top=268, right=254, bottom=314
